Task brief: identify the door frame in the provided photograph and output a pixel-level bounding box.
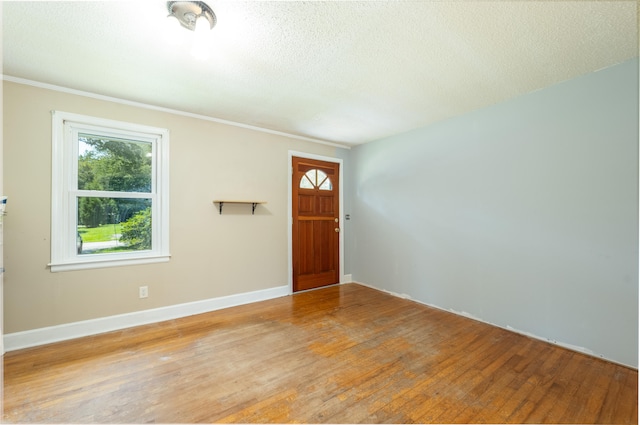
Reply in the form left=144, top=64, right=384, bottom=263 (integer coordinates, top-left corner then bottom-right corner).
left=288, top=151, right=344, bottom=294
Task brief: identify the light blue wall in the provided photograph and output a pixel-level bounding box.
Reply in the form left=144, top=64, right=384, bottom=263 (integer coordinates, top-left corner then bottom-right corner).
left=350, top=58, right=639, bottom=367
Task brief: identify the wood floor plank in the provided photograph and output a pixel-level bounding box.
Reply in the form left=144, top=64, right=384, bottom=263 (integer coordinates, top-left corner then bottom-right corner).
left=369, top=325, right=505, bottom=422
left=496, top=342, right=578, bottom=423
left=412, top=331, right=525, bottom=423
left=510, top=347, right=570, bottom=423
left=3, top=283, right=637, bottom=424
left=447, top=340, right=537, bottom=423
left=596, top=367, right=635, bottom=424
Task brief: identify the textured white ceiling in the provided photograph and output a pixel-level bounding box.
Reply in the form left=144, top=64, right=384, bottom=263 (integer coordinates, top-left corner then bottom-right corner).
left=2, top=1, right=638, bottom=146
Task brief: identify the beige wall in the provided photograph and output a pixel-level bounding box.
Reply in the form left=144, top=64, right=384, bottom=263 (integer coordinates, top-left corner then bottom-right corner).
left=3, top=81, right=340, bottom=333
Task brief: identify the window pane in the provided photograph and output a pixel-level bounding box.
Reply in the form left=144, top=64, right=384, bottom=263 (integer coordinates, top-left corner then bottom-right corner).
left=319, top=177, right=333, bottom=191
left=78, top=134, right=152, bottom=192
left=300, top=175, right=315, bottom=189
left=300, top=169, right=332, bottom=190
left=305, top=170, right=317, bottom=186
left=316, top=170, right=328, bottom=185
left=77, top=197, right=151, bottom=255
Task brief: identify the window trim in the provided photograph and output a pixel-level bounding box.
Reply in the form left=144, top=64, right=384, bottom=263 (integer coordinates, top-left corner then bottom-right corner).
left=50, top=111, right=170, bottom=272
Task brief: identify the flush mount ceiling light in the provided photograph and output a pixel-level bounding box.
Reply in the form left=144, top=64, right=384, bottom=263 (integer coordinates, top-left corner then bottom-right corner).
left=167, top=1, right=216, bottom=32
left=167, top=1, right=216, bottom=60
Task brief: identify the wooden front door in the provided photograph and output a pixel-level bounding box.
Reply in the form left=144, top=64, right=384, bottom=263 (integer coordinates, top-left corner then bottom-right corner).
left=292, top=157, right=340, bottom=292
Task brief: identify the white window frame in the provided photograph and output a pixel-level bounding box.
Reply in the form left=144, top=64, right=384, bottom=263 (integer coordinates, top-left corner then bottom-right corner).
left=50, top=111, right=170, bottom=272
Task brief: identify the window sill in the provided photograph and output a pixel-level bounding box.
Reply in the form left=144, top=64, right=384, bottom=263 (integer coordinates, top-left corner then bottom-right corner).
left=49, top=254, right=171, bottom=272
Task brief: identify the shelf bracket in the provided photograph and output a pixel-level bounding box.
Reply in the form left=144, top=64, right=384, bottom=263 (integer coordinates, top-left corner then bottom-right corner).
left=214, top=200, right=265, bottom=215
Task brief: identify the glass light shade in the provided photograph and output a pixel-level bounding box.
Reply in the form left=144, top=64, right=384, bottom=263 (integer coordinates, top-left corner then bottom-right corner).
left=190, top=15, right=210, bottom=60
left=164, top=15, right=187, bottom=46
left=194, top=14, right=211, bottom=34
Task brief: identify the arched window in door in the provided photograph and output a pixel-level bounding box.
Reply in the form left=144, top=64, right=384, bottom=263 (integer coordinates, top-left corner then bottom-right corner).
left=299, top=169, right=333, bottom=191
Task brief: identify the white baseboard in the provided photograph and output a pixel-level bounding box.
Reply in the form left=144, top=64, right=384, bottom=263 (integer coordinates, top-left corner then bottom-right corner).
left=341, top=273, right=353, bottom=283
left=4, top=285, right=290, bottom=352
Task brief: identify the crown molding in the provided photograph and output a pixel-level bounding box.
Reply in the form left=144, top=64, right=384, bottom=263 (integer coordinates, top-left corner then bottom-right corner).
left=2, top=75, right=351, bottom=150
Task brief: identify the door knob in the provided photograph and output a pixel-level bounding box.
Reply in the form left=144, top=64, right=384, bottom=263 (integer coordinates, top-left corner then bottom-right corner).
left=335, top=228, right=340, bottom=233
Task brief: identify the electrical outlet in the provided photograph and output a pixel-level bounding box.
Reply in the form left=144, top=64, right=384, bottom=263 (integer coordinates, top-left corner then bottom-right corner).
left=139, top=286, right=149, bottom=299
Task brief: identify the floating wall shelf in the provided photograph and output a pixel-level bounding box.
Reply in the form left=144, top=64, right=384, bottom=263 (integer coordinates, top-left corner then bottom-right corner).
left=213, top=200, right=266, bottom=215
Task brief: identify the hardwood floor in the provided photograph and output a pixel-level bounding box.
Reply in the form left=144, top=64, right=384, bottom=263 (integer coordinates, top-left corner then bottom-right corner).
left=3, top=283, right=637, bottom=423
